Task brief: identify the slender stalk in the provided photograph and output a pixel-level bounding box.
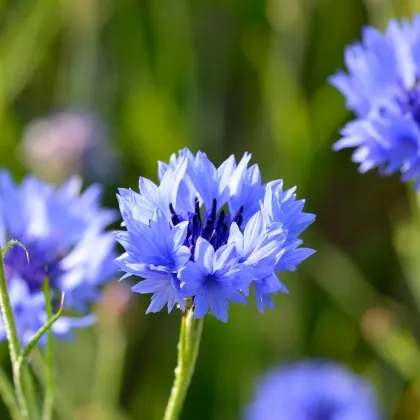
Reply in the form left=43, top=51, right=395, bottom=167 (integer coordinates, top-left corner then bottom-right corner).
left=0, top=243, right=28, bottom=418
left=42, top=279, right=54, bottom=420
left=0, top=243, right=21, bottom=365
left=0, top=367, right=21, bottom=420
left=22, top=369, right=39, bottom=420
left=13, top=292, right=64, bottom=420
left=16, top=293, right=65, bottom=383
left=163, top=309, right=204, bottom=420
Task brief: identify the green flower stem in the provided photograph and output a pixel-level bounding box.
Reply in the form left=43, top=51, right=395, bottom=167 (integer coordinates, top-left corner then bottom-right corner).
left=0, top=244, right=21, bottom=365
left=22, top=369, right=39, bottom=420
left=13, top=291, right=64, bottom=420
left=0, top=367, right=21, bottom=420
left=0, top=244, right=28, bottom=418
left=163, top=309, right=204, bottom=420
left=16, top=293, right=65, bottom=385
left=42, top=279, right=54, bottom=420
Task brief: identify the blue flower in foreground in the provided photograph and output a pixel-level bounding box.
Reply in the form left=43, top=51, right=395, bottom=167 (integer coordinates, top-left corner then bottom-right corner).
left=0, top=172, right=116, bottom=343
left=115, top=148, right=315, bottom=321
left=330, top=16, right=420, bottom=189
left=244, top=360, right=381, bottom=420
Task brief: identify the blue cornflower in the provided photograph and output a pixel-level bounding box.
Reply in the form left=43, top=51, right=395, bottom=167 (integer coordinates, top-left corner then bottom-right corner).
left=0, top=172, right=116, bottom=343
left=244, top=360, right=381, bottom=420
left=330, top=16, right=420, bottom=189
left=115, top=149, right=315, bottom=321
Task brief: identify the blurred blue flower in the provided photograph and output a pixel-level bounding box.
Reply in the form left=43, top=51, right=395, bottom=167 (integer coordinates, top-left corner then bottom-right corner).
left=0, top=172, right=116, bottom=343
left=115, top=149, right=315, bottom=321
left=244, top=360, right=381, bottom=420
left=330, top=16, right=420, bottom=189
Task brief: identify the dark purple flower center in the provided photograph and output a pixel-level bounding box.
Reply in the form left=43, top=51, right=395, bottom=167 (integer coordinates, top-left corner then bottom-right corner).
left=4, top=244, right=60, bottom=294
left=397, top=86, right=420, bottom=126
left=169, top=198, right=243, bottom=256
left=307, top=401, right=338, bottom=420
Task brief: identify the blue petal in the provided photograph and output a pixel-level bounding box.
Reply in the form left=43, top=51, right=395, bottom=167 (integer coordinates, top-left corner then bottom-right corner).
left=187, top=152, right=234, bottom=210
left=275, top=246, right=316, bottom=272
left=208, top=288, right=230, bottom=322
left=0, top=171, right=24, bottom=236
left=193, top=237, right=215, bottom=273
left=242, top=211, right=265, bottom=259
left=228, top=154, right=264, bottom=223
left=133, top=274, right=181, bottom=313
left=227, top=222, right=244, bottom=254
left=213, top=243, right=238, bottom=274
left=178, top=263, right=207, bottom=294
left=193, top=293, right=210, bottom=319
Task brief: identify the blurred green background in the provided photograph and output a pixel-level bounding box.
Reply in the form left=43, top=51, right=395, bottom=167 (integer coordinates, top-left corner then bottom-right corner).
left=2, top=0, right=420, bottom=418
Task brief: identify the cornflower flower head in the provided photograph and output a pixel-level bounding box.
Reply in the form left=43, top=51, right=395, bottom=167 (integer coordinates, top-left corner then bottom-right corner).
left=115, top=148, right=315, bottom=322
left=244, top=360, right=381, bottom=420
left=330, top=16, right=420, bottom=189
left=0, top=172, right=116, bottom=343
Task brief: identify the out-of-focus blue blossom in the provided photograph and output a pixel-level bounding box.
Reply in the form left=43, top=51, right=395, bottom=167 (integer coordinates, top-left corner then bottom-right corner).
left=115, top=148, right=315, bottom=321
left=330, top=16, right=420, bottom=189
left=21, top=110, right=121, bottom=184
left=244, top=360, right=381, bottom=420
left=0, top=172, right=116, bottom=343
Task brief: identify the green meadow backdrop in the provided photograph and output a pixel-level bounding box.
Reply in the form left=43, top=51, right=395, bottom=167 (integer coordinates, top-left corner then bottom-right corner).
left=1, top=0, right=420, bottom=418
